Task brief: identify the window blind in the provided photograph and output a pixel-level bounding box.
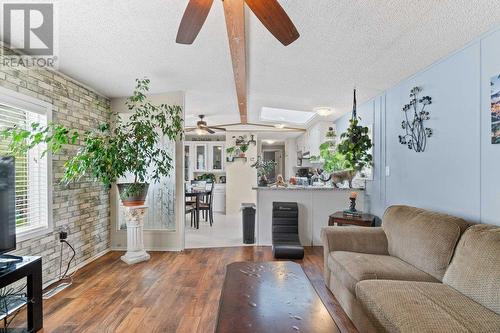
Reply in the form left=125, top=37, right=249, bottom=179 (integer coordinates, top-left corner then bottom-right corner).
left=0, top=102, right=49, bottom=233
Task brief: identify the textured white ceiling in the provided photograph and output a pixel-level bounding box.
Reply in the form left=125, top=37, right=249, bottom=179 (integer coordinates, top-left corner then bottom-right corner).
left=48, top=0, right=500, bottom=127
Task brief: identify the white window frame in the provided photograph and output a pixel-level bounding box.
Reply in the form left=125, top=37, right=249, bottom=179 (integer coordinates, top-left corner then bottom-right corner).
left=0, top=86, right=53, bottom=242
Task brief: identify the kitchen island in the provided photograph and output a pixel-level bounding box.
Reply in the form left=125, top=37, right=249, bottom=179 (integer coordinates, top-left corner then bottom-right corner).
left=253, top=186, right=366, bottom=246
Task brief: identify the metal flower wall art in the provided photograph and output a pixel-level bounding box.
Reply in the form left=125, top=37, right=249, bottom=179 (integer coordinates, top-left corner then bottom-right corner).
left=398, top=87, right=433, bottom=152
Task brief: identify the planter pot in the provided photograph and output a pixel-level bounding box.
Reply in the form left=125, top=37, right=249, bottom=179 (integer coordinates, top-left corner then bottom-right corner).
left=239, top=153, right=246, bottom=158
left=117, top=183, right=149, bottom=206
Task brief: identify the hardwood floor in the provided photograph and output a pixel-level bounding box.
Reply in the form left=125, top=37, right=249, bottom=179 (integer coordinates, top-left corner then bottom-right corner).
left=12, top=246, right=357, bottom=333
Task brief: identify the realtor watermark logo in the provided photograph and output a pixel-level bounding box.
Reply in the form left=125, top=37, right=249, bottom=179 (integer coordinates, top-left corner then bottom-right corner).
left=1, top=2, right=58, bottom=69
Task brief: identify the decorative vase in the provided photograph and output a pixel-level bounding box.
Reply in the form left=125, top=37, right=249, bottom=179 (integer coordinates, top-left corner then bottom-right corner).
left=117, top=183, right=149, bottom=206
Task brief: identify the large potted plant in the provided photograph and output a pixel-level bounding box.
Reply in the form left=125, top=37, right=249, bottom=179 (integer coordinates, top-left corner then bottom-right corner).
left=114, top=78, right=183, bottom=205
left=1, top=78, right=183, bottom=206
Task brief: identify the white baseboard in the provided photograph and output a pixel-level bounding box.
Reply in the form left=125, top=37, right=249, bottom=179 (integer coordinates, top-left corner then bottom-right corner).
left=110, top=246, right=182, bottom=252
left=43, top=248, right=111, bottom=289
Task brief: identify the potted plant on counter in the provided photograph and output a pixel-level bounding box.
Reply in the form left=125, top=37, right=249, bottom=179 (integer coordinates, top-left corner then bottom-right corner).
left=1, top=78, right=183, bottom=206
left=251, top=157, right=277, bottom=187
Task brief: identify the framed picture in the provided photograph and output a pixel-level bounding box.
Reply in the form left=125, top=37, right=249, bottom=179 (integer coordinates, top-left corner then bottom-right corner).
left=490, top=74, right=500, bottom=144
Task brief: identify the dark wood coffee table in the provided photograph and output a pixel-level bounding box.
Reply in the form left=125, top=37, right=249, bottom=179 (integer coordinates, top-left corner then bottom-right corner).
left=216, top=261, right=339, bottom=333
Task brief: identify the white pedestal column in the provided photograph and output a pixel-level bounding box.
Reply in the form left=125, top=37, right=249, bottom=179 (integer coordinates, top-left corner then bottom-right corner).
left=121, top=206, right=150, bottom=265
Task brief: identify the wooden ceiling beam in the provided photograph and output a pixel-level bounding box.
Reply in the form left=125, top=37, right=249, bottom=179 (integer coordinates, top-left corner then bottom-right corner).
left=223, top=0, right=247, bottom=124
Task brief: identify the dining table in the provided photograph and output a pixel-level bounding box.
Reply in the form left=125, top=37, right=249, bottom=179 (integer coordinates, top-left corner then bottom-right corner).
left=185, top=188, right=211, bottom=229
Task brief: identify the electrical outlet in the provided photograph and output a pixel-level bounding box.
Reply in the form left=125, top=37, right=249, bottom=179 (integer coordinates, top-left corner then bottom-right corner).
left=59, top=230, right=68, bottom=241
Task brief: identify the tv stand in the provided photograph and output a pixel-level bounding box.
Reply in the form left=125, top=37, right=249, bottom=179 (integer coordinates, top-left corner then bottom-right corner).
left=0, top=256, right=42, bottom=332
left=0, top=254, right=23, bottom=264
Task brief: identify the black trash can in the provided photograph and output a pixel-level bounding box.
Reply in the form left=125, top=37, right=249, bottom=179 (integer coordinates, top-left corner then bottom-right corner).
left=241, top=203, right=256, bottom=244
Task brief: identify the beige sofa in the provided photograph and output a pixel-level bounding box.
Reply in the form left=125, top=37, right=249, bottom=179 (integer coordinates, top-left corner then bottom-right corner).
left=321, top=205, right=500, bottom=332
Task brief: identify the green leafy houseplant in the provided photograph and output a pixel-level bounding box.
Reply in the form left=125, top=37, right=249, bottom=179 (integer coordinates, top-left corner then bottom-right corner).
left=251, top=157, right=277, bottom=186
left=315, top=142, right=351, bottom=173
left=337, top=117, right=372, bottom=172
left=226, top=146, right=236, bottom=162
left=239, top=143, right=249, bottom=157
left=337, top=89, right=372, bottom=173
left=1, top=78, right=183, bottom=206
left=196, top=173, right=215, bottom=182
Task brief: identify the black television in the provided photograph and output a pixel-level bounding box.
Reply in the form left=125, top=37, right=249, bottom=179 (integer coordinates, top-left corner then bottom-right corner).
left=0, top=156, right=16, bottom=255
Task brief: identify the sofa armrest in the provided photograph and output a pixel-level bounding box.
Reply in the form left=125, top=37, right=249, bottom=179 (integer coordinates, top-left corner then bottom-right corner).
left=321, top=226, right=388, bottom=283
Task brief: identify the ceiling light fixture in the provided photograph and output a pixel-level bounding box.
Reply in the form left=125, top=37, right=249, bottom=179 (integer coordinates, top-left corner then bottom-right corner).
left=314, top=107, right=334, bottom=117
left=274, top=123, right=285, bottom=129
left=194, top=128, right=207, bottom=135
left=264, top=140, right=276, bottom=145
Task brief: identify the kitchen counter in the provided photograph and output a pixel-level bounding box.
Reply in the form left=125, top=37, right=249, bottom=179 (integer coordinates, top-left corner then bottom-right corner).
left=254, top=187, right=366, bottom=246
left=253, top=186, right=364, bottom=191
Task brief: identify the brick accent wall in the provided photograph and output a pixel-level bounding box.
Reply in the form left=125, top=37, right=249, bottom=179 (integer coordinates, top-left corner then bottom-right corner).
left=1, top=46, right=111, bottom=284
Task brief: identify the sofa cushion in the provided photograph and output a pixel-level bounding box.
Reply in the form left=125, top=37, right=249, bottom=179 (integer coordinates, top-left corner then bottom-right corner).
left=328, top=251, right=438, bottom=294
left=443, top=224, right=500, bottom=315
left=383, top=205, right=470, bottom=280
left=356, top=280, right=500, bottom=333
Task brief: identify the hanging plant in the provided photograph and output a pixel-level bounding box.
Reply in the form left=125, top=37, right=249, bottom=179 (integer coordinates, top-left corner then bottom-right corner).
left=337, top=88, right=373, bottom=173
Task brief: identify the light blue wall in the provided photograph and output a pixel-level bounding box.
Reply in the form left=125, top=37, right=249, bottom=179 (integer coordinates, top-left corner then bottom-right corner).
left=334, top=27, right=500, bottom=225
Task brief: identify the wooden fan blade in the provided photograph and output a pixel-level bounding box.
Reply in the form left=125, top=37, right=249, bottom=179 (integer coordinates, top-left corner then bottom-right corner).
left=212, top=123, right=243, bottom=127
left=185, top=128, right=196, bottom=132
left=206, top=128, right=215, bottom=134
left=245, top=0, right=299, bottom=46
left=176, top=0, right=214, bottom=44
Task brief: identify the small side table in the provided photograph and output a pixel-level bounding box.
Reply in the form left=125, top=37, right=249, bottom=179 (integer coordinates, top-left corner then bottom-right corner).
left=329, top=211, right=376, bottom=227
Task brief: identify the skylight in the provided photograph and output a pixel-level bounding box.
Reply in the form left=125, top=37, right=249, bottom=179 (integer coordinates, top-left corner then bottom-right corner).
left=260, top=107, right=316, bottom=125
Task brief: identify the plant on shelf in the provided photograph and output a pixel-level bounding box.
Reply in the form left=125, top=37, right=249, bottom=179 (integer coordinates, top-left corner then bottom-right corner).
left=239, top=143, right=249, bottom=157
left=251, top=157, right=277, bottom=187
left=226, top=146, right=236, bottom=162
left=336, top=89, right=372, bottom=179
left=1, top=78, right=183, bottom=206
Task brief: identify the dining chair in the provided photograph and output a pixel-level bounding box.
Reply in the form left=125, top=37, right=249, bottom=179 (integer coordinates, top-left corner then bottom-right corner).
left=198, top=182, right=214, bottom=226
left=185, top=203, right=195, bottom=227
left=185, top=183, right=196, bottom=227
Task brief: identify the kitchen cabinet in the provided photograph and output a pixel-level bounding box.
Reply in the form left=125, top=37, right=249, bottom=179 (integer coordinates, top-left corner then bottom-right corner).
left=184, top=141, right=226, bottom=180
left=194, top=143, right=208, bottom=171
left=209, top=143, right=225, bottom=171
left=212, top=183, right=226, bottom=213
left=184, top=144, right=192, bottom=181
left=295, top=122, right=334, bottom=158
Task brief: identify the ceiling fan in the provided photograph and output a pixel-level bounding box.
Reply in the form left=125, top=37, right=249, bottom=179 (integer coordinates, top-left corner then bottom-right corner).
left=176, top=0, right=300, bottom=46
left=185, top=115, right=227, bottom=134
